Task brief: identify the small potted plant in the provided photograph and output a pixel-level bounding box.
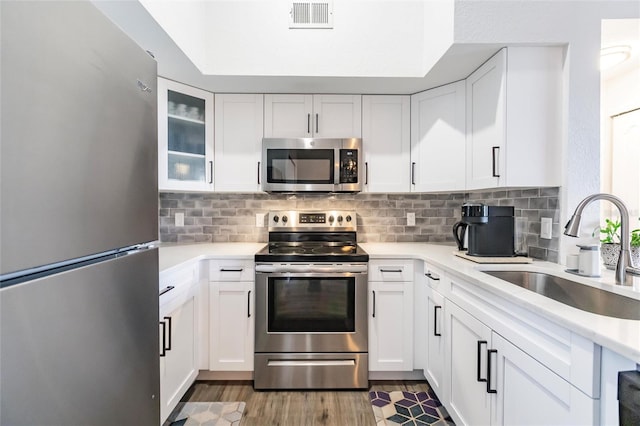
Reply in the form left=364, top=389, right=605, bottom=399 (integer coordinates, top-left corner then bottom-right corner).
left=596, top=219, right=640, bottom=269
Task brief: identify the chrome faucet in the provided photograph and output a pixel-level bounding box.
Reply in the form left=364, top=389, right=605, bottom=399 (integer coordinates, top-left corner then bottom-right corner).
left=564, top=193, right=639, bottom=286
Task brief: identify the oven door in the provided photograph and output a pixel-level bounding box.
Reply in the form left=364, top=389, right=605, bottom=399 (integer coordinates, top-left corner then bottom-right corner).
left=255, top=267, right=368, bottom=353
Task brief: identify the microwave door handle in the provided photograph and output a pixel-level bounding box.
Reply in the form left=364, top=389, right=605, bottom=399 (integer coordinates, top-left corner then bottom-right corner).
left=334, top=148, right=340, bottom=185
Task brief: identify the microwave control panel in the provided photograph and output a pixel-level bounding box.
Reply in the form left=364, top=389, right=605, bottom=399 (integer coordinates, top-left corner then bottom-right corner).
left=339, top=149, right=358, bottom=183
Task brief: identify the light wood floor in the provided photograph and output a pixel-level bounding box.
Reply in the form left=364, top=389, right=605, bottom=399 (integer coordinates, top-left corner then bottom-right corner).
left=182, top=380, right=432, bottom=426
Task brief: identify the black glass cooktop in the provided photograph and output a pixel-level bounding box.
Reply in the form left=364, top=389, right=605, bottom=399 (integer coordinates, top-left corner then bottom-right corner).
left=255, top=242, right=369, bottom=263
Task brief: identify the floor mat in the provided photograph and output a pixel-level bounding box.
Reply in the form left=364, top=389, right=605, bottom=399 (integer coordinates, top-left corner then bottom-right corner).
left=165, top=401, right=245, bottom=426
left=370, top=390, right=454, bottom=425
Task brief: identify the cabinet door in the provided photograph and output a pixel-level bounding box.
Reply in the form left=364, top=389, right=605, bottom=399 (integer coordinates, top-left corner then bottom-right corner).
left=446, top=300, right=492, bottom=426
left=411, top=81, right=466, bottom=192
left=214, top=94, right=264, bottom=191
left=369, top=280, right=414, bottom=371
left=158, top=78, right=214, bottom=191
left=209, top=281, right=254, bottom=371
left=264, top=94, right=313, bottom=138
left=362, top=95, right=410, bottom=192
left=313, top=95, right=362, bottom=138
left=160, top=294, right=197, bottom=423
left=492, top=332, right=596, bottom=426
left=465, top=49, right=506, bottom=190
left=425, top=287, right=446, bottom=399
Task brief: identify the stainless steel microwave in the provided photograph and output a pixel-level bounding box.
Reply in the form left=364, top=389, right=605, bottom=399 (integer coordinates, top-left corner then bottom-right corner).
left=261, top=138, right=362, bottom=193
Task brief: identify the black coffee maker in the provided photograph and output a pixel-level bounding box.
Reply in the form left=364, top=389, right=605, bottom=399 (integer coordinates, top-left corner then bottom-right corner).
left=452, top=204, right=515, bottom=257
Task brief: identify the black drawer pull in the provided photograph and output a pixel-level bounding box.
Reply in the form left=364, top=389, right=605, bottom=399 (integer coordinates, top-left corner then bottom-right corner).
left=433, top=305, right=442, bottom=337
left=425, top=272, right=440, bottom=281
left=477, top=340, right=487, bottom=382
left=492, top=146, right=500, bottom=177
left=487, top=349, right=498, bottom=394
left=163, top=316, right=172, bottom=351
left=159, top=321, right=167, bottom=357
left=159, top=285, right=175, bottom=296
left=372, top=291, right=376, bottom=318
left=220, top=268, right=243, bottom=272
left=379, top=269, right=402, bottom=273
left=247, top=290, right=252, bottom=318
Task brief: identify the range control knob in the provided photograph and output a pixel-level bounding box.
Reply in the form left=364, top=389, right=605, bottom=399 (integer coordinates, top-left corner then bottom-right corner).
left=346, top=215, right=352, bottom=222
left=273, top=215, right=279, bottom=223
left=337, top=215, right=343, bottom=222
left=328, top=215, right=335, bottom=223
left=282, top=215, right=288, bottom=223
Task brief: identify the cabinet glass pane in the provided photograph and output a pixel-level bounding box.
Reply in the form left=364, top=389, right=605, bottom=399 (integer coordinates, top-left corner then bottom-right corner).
left=168, top=153, right=206, bottom=182
left=167, top=90, right=206, bottom=155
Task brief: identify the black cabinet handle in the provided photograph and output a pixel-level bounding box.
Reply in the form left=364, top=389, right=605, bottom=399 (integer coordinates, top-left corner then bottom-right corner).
left=411, top=162, right=416, bottom=185
left=380, top=269, right=402, bottom=273
left=163, top=316, right=172, bottom=351
left=372, top=291, right=376, bottom=318
left=209, top=160, right=213, bottom=184
left=365, top=162, right=369, bottom=185
left=307, top=113, right=311, bottom=134
left=433, top=306, right=442, bottom=337
left=315, top=113, right=319, bottom=134
left=159, top=285, right=175, bottom=296
left=425, top=272, right=440, bottom=281
left=257, top=161, right=261, bottom=185
left=220, top=268, right=243, bottom=272
left=492, top=146, right=500, bottom=177
left=247, top=290, right=252, bottom=318
left=487, top=349, right=498, bottom=394
left=159, top=321, right=167, bottom=357
left=477, top=340, right=487, bottom=382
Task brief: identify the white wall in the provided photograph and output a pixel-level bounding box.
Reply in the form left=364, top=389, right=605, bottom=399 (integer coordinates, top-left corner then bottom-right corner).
left=452, top=0, right=640, bottom=260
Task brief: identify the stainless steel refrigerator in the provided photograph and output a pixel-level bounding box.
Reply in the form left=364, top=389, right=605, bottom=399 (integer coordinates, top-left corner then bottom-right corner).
left=1, top=1, right=160, bottom=424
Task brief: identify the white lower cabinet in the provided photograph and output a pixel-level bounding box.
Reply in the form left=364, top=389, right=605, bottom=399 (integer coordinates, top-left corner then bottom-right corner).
left=209, top=260, right=255, bottom=371
left=424, top=283, right=446, bottom=399
left=443, top=292, right=597, bottom=426
left=159, top=274, right=198, bottom=424
left=369, top=259, right=414, bottom=371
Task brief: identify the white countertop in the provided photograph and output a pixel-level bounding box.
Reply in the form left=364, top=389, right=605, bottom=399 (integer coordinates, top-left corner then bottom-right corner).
left=158, top=242, right=265, bottom=274
left=158, top=241, right=640, bottom=364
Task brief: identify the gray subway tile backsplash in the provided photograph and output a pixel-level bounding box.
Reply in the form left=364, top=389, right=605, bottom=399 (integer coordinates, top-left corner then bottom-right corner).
left=159, top=187, right=560, bottom=261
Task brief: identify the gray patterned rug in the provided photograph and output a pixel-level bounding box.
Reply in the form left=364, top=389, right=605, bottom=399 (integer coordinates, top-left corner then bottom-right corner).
left=370, top=391, right=454, bottom=425
left=165, top=402, right=245, bottom=426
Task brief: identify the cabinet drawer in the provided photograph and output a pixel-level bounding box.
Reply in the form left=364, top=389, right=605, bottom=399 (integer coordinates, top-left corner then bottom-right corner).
left=209, top=259, right=254, bottom=282
left=160, top=263, right=197, bottom=294
left=369, top=259, right=414, bottom=282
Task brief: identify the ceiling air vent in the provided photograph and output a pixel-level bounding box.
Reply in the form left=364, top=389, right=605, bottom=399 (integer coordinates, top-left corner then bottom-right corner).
left=289, top=1, right=333, bottom=29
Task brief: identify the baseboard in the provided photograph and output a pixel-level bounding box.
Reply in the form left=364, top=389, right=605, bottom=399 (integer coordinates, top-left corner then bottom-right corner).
left=197, top=370, right=253, bottom=380
left=369, top=370, right=426, bottom=380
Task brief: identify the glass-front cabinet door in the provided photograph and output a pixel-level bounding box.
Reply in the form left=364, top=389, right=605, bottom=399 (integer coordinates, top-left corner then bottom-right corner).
left=158, top=78, right=214, bottom=191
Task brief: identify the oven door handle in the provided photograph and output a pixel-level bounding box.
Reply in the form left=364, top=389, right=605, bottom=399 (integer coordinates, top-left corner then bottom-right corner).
left=255, top=264, right=368, bottom=274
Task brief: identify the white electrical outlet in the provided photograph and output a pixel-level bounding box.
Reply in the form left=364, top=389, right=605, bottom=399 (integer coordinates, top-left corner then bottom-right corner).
left=175, top=212, right=184, bottom=227
left=407, top=212, right=416, bottom=226
left=540, top=217, right=552, bottom=239
left=256, top=213, right=265, bottom=227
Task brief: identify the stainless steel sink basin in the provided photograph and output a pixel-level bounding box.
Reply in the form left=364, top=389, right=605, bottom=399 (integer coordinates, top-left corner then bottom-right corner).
left=483, top=271, right=640, bottom=320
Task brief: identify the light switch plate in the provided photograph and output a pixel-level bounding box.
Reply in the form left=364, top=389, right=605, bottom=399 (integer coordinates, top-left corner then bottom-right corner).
left=256, top=213, right=265, bottom=227
left=175, top=212, right=184, bottom=227
left=407, top=212, right=416, bottom=226
left=541, top=217, right=552, bottom=239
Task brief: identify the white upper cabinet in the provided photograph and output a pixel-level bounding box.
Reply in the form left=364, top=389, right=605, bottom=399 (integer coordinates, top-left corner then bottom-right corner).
left=411, top=81, right=466, bottom=192
left=158, top=78, right=214, bottom=192
left=214, top=94, right=264, bottom=192
left=264, top=94, right=362, bottom=138
left=362, top=95, right=411, bottom=192
left=465, top=47, right=562, bottom=190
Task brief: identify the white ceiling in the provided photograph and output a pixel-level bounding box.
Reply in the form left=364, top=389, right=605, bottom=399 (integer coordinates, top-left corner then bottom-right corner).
left=93, top=0, right=502, bottom=94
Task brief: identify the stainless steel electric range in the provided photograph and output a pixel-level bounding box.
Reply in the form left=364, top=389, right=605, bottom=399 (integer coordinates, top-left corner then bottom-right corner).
left=254, top=210, right=369, bottom=390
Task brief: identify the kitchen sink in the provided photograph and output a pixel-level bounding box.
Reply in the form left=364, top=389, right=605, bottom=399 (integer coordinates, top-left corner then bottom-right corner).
left=483, top=271, right=640, bottom=320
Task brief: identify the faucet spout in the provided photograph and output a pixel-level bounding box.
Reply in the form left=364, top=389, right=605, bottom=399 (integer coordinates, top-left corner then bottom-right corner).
left=564, top=193, right=633, bottom=285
